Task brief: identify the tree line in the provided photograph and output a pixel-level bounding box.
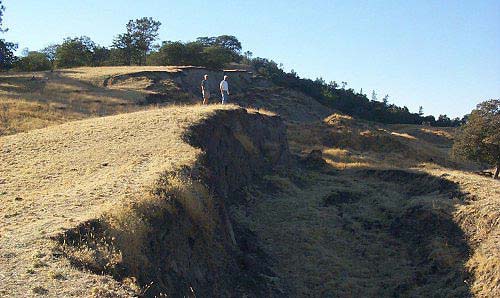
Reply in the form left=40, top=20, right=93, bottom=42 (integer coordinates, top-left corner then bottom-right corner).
left=453, top=99, right=500, bottom=179
left=0, top=1, right=17, bottom=70
left=249, top=58, right=467, bottom=126
left=0, top=4, right=466, bottom=127
left=1, top=16, right=243, bottom=71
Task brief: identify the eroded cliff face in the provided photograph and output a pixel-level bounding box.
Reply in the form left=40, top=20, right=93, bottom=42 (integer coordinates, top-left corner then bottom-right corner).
left=55, top=108, right=291, bottom=297
left=139, top=109, right=292, bottom=297
left=186, top=108, right=291, bottom=202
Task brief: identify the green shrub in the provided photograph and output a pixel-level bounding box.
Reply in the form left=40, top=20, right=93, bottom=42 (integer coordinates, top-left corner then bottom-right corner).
left=15, top=51, right=51, bottom=71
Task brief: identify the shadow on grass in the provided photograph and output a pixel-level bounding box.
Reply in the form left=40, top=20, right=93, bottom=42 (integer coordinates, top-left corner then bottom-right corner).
left=283, top=160, right=473, bottom=297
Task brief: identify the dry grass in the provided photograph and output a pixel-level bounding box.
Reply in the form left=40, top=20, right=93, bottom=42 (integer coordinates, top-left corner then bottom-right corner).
left=286, top=112, right=471, bottom=170
left=0, top=104, right=237, bottom=297
left=389, top=124, right=455, bottom=146
left=426, top=168, right=500, bottom=297
left=246, top=107, right=278, bottom=117
left=76, top=169, right=219, bottom=285
left=283, top=114, right=499, bottom=297
left=57, top=66, right=184, bottom=86
left=0, top=66, right=331, bottom=136
left=237, top=167, right=473, bottom=296
left=0, top=71, right=148, bottom=136
left=321, top=148, right=374, bottom=169
left=0, top=97, right=84, bottom=135
left=1, top=66, right=497, bottom=296
left=0, top=67, right=212, bottom=136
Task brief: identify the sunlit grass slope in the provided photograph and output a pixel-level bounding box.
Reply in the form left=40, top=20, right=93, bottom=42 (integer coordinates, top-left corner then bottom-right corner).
left=0, top=104, right=238, bottom=297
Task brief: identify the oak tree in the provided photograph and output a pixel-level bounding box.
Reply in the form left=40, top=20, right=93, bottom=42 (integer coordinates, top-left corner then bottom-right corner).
left=453, top=99, right=500, bottom=179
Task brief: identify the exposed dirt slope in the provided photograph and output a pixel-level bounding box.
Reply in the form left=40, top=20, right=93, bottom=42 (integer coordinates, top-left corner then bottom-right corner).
left=0, top=104, right=290, bottom=297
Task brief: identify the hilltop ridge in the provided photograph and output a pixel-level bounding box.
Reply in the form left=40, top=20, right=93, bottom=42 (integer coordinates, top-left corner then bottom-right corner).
left=0, top=66, right=333, bottom=136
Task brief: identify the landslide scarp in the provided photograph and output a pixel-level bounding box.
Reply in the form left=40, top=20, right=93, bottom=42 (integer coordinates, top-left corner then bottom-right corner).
left=3, top=102, right=491, bottom=297
left=53, top=108, right=291, bottom=297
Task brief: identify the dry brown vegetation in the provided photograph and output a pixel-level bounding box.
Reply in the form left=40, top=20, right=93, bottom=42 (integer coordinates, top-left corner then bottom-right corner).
left=0, top=104, right=238, bottom=297
left=0, top=67, right=199, bottom=136
left=0, top=66, right=332, bottom=136
left=287, top=112, right=470, bottom=170
left=1, top=67, right=498, bottom=297
left=281, top=114, right=499, bottom=296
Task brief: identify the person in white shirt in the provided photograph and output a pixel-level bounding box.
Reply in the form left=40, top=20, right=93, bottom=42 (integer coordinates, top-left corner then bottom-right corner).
left=219, top=75, right=229, bottom=104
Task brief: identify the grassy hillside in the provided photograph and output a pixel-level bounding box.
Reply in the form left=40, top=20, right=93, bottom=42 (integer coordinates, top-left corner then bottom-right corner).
left=281, top=115, right=499, bottom=296
left=1, top=105, right=225, bottom=296
left=0, top=66, right=330, bottom=136
left=1, top=67, right=498, bottom=297
left=1, top=104, right=297, bottom=297
left=0, top=67, right=176, bottom=135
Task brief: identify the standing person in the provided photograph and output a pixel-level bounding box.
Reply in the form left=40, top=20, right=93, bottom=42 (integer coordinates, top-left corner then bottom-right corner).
left=220, top=75, right=229, bottom=104
left=201, top=74, right=210, bottom=105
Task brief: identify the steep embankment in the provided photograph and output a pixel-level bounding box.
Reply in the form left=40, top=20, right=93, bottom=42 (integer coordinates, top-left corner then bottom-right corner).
left=0, top=105, right=290, bottom=297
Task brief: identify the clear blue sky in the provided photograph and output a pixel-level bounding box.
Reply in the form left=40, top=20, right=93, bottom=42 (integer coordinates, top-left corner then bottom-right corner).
left=2, top=0, right=499, bottom=118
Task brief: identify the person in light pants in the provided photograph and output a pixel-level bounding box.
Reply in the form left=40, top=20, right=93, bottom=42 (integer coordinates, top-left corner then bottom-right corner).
left=220, top=75, right=229, bottom=104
